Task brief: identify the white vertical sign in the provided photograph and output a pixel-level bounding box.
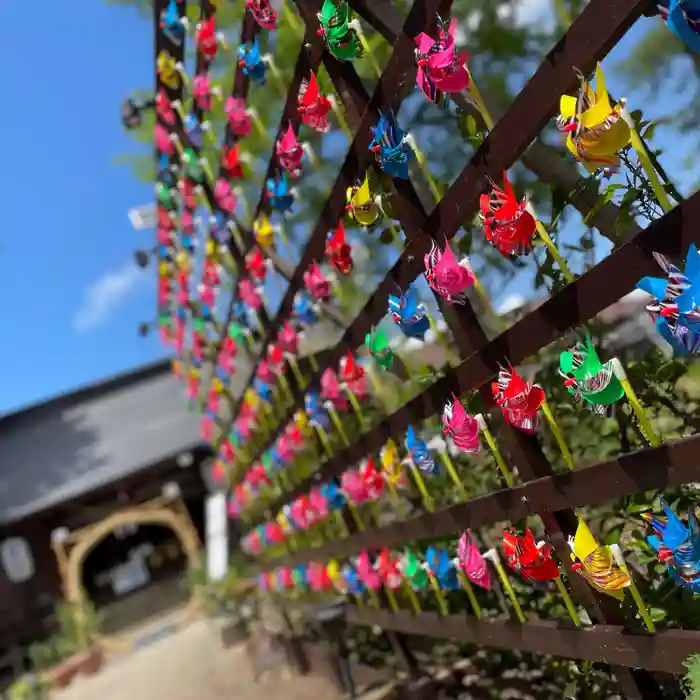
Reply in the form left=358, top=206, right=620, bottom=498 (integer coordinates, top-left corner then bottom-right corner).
left=128, top=204, right=157, bottom=230
left=205, top=492, right=228, bottom=581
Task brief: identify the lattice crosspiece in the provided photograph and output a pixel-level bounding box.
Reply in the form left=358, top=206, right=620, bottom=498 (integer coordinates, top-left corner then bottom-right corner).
left=146, top=0, right=700, bottom=696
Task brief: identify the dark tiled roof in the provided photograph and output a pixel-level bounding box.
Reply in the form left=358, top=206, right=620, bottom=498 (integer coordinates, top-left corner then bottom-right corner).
left=0, top=360, right=203, bottom=523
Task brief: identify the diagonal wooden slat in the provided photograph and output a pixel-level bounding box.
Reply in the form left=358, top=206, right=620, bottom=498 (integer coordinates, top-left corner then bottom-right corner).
left=222, top=0, right=452, bottom=458
left=248, top=189, right=700, bottom=518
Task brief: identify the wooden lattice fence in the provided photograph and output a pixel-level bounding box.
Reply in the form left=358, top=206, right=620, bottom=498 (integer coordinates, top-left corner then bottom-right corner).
left=145, top=0, right=700, bottom=698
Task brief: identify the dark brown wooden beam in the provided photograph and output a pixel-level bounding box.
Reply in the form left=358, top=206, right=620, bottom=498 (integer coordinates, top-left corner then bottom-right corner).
left=264, top=434, right=700, bottom=566
left=345, top=607, right=700, bottom=676
left=250, top=190, right=700, bottom=522
left=223, top=0, right=452, bottom=478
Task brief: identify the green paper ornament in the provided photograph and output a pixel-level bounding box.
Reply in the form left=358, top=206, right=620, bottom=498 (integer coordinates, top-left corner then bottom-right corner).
left=229, top=322, right=246, bottom=342
left=402, top=549, right=428, bottom=590
left=181, top=149, right=204, bottom=182
left=365, top=327, right=393, bottom=370
left=318, top=0, right=363, bottom=61
left=155, top=181, right=174, bottom=207
left=559, top=333, right=624, bottom=415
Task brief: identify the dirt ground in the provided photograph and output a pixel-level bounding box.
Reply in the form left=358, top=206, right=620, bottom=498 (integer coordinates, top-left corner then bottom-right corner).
left=54, top=619, right=341, bottom=700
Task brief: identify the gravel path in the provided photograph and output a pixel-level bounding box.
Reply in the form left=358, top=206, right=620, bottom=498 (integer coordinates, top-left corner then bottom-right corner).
left=54, top=619, right=340, bottom=700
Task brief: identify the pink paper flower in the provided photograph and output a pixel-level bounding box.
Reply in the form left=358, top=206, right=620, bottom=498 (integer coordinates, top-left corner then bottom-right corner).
left=442, top=396, right=480, bottom=453
left=424, top=240, right=475, bottom=304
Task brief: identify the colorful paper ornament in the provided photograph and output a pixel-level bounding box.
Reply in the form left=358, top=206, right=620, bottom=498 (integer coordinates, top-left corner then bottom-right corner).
left=424, top=241, right=475, bottom=304
left=557, top=64, right=630, bottom=173
left=414, top=15, right=469, bottom=105
left=637, top=244, right=700, bottom=355
left=642, top=498, right=700, bottom=593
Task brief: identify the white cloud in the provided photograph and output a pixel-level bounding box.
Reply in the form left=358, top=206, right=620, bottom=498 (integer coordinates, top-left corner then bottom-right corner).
left=496, top=293, right=527, bottom=315
left=73, top=262, right=145, bottom=332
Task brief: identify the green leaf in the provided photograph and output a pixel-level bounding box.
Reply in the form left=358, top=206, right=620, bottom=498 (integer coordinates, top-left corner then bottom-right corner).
left=629, top=109, right=644, bottom=129
left=650, top=607, right=667, bottom=622
left=378, top=228, right=395, bottom=244
left=583, top=188, right=616, bottom=226
left=550, top=185, right=569, bottom=230
left=465, top=114, right=477, bottom=136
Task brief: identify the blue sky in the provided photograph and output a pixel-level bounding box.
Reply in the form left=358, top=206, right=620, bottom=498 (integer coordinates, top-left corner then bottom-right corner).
left=0, top=2, right=696, bottom=413
left=0, top=2, right=164, bottom=412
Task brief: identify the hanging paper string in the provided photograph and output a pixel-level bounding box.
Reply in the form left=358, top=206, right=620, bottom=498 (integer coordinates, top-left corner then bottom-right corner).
left=559, top=333, right=660, bottom=446
left=483, top=548, right=527, bottom=623
left=637, top=244, right=700, bottom=355
left=503, top=528, right=581, bottom=627
left=642, top=498, right=700, bottom=594
left=298, top=72, right=331, bottom=132
left=414, top=15, right=469, bottom=106
left=369, top=112, right=412, bottom=179
left=247, top=0, right=277, bottom=30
